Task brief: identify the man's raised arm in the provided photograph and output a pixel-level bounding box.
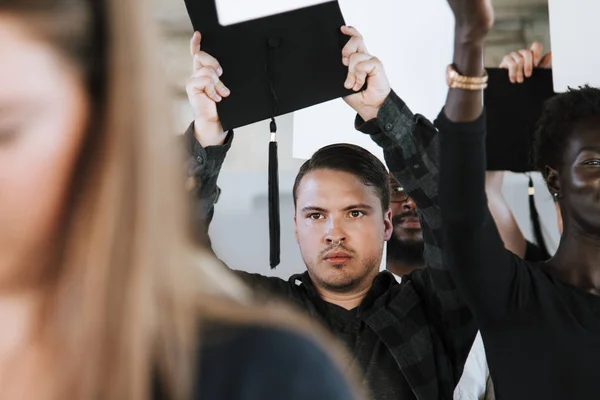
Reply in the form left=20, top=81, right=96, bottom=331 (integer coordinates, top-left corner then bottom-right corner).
left=184, top=31, right=232, bottom=232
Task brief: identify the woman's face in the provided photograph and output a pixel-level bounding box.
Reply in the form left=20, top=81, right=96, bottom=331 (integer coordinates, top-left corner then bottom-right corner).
left=0, top=14, right=90, bottom=287
left=556, top=114, right=600, bottom=235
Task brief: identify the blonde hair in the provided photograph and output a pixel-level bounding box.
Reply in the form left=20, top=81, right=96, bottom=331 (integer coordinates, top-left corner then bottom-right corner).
left=1, top=0, right=362, bottom=399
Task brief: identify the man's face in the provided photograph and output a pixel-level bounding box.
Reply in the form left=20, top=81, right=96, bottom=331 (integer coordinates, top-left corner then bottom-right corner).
left=389, top=177, right=423, bottom=243
left=294, top=169, right=392, bottom=293
left=387, top=176, right=424, bottom=263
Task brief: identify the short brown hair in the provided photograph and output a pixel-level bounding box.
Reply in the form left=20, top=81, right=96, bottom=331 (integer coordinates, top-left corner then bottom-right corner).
left=293, top=143, right=390, bottom=212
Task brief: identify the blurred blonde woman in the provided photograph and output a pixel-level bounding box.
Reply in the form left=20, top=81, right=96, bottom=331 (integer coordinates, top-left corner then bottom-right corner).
left=0, top=0, right=361, bottom=399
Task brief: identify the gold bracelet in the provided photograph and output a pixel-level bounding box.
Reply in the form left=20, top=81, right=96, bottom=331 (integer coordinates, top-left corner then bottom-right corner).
left=446, top=64, right=488, bottom=90
left=448, top=81, right=488, bottom=90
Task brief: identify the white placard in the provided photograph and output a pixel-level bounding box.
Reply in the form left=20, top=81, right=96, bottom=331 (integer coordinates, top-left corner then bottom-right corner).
left=215, top=0, right=333, bottom=26
left=548, top=0, right=600, bottom=92
left=293, top=0, right=454, bottom=161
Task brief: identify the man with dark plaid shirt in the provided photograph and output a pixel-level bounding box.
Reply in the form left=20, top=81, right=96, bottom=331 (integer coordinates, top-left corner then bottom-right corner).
left=185, top=2, right=491, bottom=398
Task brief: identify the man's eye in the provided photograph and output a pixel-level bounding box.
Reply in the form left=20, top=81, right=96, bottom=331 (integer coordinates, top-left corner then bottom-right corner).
left=349, top=210, right=364, bottom=218
left=583, top=159, right=600, bottom=166
left=308, top=213, right=323, bottom=220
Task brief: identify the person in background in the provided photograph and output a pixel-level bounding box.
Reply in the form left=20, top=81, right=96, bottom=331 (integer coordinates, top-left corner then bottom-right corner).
left=387, top=168, right=550, bottom=275
left=439, top=0, right=600, bottom=397
left=0, top=1, right=361, bottom=399
left=386, top=176, right=424, bottom=277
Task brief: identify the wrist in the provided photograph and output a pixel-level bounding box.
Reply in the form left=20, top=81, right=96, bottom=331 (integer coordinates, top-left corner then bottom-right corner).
left=194, top=120, right=226, bottom=147
left=454, top=24, right=488, bottom=48
left=357, top=106, right=380, bottom=122
left=452, top=39, right=485, bottom=77
left=356, top=91, right=390, bottom=121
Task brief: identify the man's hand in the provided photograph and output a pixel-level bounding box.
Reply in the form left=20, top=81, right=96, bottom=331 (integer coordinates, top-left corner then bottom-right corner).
left=186, top=32, right=230, bottom=147
left=447, top=0, right=494, bottom=45
left=341, top=26, right=391, bottom=122
left=499, top=42, right=552, bottom=83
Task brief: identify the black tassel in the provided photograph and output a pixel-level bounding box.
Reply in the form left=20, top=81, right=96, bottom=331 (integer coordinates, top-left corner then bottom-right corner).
left=268, top=118, right=281, bottom=268
left=528, top=175, right=551, bottom=260
left=265, top=39, right=281, bottom=268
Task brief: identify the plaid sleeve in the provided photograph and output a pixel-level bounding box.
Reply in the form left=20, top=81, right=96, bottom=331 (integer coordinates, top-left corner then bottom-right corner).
left=356, top=92, right=477, bottom=384
left=356, top=91, right=442, bottom=269
left=184, top=122, right=233, bottom=228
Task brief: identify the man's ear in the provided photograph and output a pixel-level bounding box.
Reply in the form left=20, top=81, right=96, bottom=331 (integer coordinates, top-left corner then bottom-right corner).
left=545, top=165, right=561, bottom=197
left=383, top=208, right=393, bottom=241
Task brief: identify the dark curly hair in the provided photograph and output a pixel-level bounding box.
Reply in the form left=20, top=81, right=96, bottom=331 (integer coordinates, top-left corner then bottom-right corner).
left=534, top=85, right=600, bottom=179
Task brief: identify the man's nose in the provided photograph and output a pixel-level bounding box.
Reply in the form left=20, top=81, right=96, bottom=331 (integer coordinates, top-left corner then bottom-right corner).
left=402, top=196, right=417, bottom=211
left=324, top=216, right=347, bottom=245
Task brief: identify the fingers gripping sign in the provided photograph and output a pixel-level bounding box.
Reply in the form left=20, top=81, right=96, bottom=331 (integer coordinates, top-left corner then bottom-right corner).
left=188, top=32, right=230, bottom=104
left=341, top=25, right=368, bottom=83
left=340, top=26, right=391, bottom=122
left=186, top=31, right=230, bottom=147
left=529, top=42, right=544, bottom=67
left=499, top=42, right=552, bottom=84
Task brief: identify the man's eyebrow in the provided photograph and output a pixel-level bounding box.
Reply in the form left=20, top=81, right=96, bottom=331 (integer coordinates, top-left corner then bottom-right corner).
left=341, top=204, right=374, bottom=212
left=300, top=206, right=328, bottom=213
left=300, top=204, right=374, bottom=213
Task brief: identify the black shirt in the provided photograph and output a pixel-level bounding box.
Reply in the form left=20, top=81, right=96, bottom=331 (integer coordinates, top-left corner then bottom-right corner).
left=154, top=324, right=356, bottom=400
left=524, top=240, right=551, bottom=263
left=440, top=110, right=600, bottom=399
left=318, top=281, right=414, bottom=400
left=236, top=270, right=455, bottom=400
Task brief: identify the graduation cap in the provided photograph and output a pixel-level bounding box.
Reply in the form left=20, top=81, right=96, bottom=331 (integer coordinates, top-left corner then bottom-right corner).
left=484, top=67, right=556, bottom=172
left=183, top=0, right=356, bottom=268
left=484, top=67, right=555, bottom=260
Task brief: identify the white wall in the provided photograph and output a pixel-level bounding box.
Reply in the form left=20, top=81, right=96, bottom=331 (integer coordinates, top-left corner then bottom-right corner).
left=548, top=0, right=600, bottom=91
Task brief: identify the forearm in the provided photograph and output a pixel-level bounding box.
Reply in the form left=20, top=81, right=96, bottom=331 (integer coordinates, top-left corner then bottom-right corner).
left=485, top=172, right=527, bottom=257
left=444, top=32, right=485, bottom=123
left=440, top=23, right=488, bottom=231
left=439, top=110, right=521, bottom=324
left=439, top=113, right=488, bottom=229
left=356, top=91, right=443, bottom=269
left=185, top=121, right=233, bottom=226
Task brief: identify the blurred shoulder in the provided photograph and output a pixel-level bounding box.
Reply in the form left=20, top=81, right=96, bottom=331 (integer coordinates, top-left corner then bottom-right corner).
left=195, top=322, right=358, bottom=400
